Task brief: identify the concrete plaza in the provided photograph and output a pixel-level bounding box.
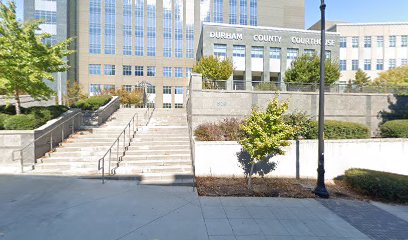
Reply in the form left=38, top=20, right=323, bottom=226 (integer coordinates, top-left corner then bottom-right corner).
left=0, top=175, right=407, bottom=240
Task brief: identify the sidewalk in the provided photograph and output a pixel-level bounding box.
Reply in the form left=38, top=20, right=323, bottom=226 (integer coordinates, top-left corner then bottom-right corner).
left=0, top=175, right=407, bottom=240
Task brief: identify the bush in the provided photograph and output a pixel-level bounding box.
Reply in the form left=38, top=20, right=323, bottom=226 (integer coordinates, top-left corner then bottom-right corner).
left=283, top=112, right=314, bottom=139
left=3, top=114, right=43, bottom=130
left=344, top=168, right=408, bottom=203
left=194, top=118, right=243, bottom=141
left=254, top=82, right=279, bottom=91
left=73, top=95, right=112, bottom=111
left=307, top=120, right=370, bottom=139
left=0, top=105, right=26, bottom=115
left=380, top=120, right=408, bottom=138
left=0, top=113, right=10, bottom=130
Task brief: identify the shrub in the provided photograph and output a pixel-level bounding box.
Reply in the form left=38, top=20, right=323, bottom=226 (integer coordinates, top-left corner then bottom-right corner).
left=3, top=114, right=43, bottom=130
left=344, top=168, right=408, bottom=203
left=307, top=120, right=370, bottom=139
left=0, top=105, right=26, bottom=115
left=283, top=112, right=314, bottom=139
left=254, top=82, right=279, bottom=91
left=0, top=113, right=10, bottom=130
left=380, top=120, right=408, bottom=138
left=73, top=95, right=112, bottom=111
left=194, top=118, right=243, bottom=141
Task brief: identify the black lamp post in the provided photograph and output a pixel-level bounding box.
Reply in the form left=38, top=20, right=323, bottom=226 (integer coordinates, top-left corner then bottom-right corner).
left=313, top=0, right=330, bottom=199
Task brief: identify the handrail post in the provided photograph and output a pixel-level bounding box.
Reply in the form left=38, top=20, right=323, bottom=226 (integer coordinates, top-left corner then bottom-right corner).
left=128, top=123, right=131, bottom=144
left=117, top=140, right=119, bottom=161
left=123, top=132, right=126, bottom=153
left=108, top=149, right=112, bottom=175
left=61, top=127, right=64, bottom=146
left=50, top=134, right=53, bottom=152
left=102, top=158, right=105, bottom=184
left=20, top=150, right=24, bottom=173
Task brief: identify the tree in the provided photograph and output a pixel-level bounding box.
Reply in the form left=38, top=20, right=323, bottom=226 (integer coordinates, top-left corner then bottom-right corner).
left=65, top=80, right=87, bottom=106
left=373, top=65, right=408, bottom=86
left=354, top=69, right=370, bottom=85
left=193, top=55, right=234, bottom=81
left=239, top=97, right=294, bottom=189
left=284, top=53, right=340, bottom=85
left=0, top=1, right=74, bottom=114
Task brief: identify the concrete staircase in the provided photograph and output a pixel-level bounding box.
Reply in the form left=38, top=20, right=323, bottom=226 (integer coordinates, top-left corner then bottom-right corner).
left=116, top=108, right=194, bottom=186
left=31, top=108, right=148, bottom=176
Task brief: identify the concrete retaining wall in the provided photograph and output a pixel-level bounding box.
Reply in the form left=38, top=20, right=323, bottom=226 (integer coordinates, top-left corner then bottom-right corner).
left=82, top=96, right=120, bottom=126
left=189, top=74, right=408, bottom=136
left=0, top=109, right=82, bottom=173
left=194, top=139, right=408, bottom=179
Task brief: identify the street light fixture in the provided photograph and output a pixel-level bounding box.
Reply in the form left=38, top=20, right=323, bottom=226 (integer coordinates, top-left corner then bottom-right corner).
left=313, top=0, right=330, bottom=198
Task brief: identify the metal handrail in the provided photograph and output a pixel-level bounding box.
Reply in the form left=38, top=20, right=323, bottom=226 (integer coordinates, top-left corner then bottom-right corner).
left=97, top=112, right=138, bottom=184
left=12, top=111, right=82, bottom=173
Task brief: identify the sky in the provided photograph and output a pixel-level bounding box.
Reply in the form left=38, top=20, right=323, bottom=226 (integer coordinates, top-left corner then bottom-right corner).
left=10, top=0, right=408, bottom=29
left=305, top=0, right=408, bottom=28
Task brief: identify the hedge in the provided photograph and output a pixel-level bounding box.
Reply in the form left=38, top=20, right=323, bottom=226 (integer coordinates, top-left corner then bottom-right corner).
left=380, top=120, right=408, bottom=138
left=344, top=168, right=408, bottom=203
left=194, top=118, right=243, bottom=141
left=307, top=120, right=370, bottom=139
left=3, top=114, right=43, bottom=130
left=0, top=113, right=10, bottom=130
left=72, top=95, right=112, bottom=111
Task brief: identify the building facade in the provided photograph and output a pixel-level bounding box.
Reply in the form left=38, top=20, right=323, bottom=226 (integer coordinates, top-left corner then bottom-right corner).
left=76, top=0, right=305, bottom=108
left=328, top=23, right=408, bottom=83
left=199, top=23, right=339, bottom=89
left=23, top=0, right=77, bottom=97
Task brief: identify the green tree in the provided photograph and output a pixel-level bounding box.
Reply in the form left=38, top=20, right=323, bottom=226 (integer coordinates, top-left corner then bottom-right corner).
left=239, top=97, right=294, bottom=189
left=373, top=65, right=408, bottom=86
left=0, top=1, right=74, bottom=114
left=284, top=53, right=340, bottom=85
left=65, top=80, right=87, bottom=106
left=193, top=55, right=234, bottom=81
left=354, top=69, right=370, bottom=85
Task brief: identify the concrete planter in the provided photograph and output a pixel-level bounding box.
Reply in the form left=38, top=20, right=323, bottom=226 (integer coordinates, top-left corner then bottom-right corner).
left=194, top=139, right=408, bottom=180
left=81, top=96, right=120, bottom=127
left=0, top=109, right=82, bottom=173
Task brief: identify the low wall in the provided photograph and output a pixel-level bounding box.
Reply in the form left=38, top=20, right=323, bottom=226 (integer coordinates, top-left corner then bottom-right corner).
left=189, top=74, right=408, bottom=136
left=82, top=96, right=120, bottom=126
left=0, top=109, right=82, bottom=173
left=0, top=95, right=55, bottom=107
left=194, top=139, right=408, bottom=180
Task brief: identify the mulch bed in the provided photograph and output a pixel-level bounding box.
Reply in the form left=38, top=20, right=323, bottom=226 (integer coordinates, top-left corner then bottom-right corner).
left=196, top=177, right=370, bottom=201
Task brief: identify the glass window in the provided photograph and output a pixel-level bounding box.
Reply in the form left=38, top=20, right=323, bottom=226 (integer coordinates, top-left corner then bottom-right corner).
left=240, top=0, right=247, bottom=25
left=123, top=65, right=132, bottom=76
left=186, top=68, right=193, bottom=78
left=402, top=36, right=408, bottom=47
left=175, top=103, right=183, bottom=108
left=270, top=47, right=281, bottom=59
left=214, top=44, right=227, bottom=58
left=175, top=0, right=183, bottom=58
left=123, top=0, right=132, bottom=55
left=135, top=66, right=144, bottom=76
left=389, top=36, right=396, bottom=47
left=389, top=59, right=396, bottom=69
left=104, top=65, right=116, bottom=75
left=163, top=86, right=172, bottom=94
left=163, top=67, right=172, bottom=77
left=352, top=37, right=359, bottom=48
left=287, top=48, right=299, bottom=60
left=251, top=46, right=264, bottom=58
left=340, top=37, right=347, bottom=48
left=104, top=84, right=115, bottom=91
left=147, top=0, right=156, bottom=56
left=135, top=0, right=144, bottom=56
left=147, top=86, right=156, bottom=94
left=249, top=0, right=257, bottom=26
left=402, top=59, right=408, bottom=65
left=41, top=35, right=57, bottom=46
left=163, top=103, right=172, bottom=108
left=175, top=86, right=184, bottom=94
left=364, top=59, right=371, bottom=71
left=89, top=0, right=102, bottom=54
left=213, top=0, right=223, bottom=23
left=89, top=64, right=101, bottom=75
left=233, top=45, right=245, bottom=57
left=377, top=36, right=384, bottom=48
left=325, top=50, right=331, bottom=59
left=123, top=85, right=132, bottom=92
left=376, top=59, right=384, bottom=70
left=229, top=0, right=237, bottom=24
left=186, top=1, right=195, bottom=59
left=104, top=0, right=116, bottom=54
left=364, top=36, right=371, bottom=48
left=340, top=60, right=347, bottom=71
left=163, top=0, right=172, bottom=57
left=200, top=0, right=210, bottom=22
left=304, top=49, right=315, bottom=56
left=352, top=60, right=359, bottom=71
left=147, top=66, right=156, bottom=76
left=35, top=10, right=56, bottom=24
left=90, top=84, right=102, bottom=95
left=175, top=68, right=183, bottom=78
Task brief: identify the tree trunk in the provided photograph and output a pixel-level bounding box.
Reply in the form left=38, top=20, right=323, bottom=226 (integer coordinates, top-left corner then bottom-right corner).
left=14, top=90, right=21, bottom=115
left=247, top=162, right=255, bottom=190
